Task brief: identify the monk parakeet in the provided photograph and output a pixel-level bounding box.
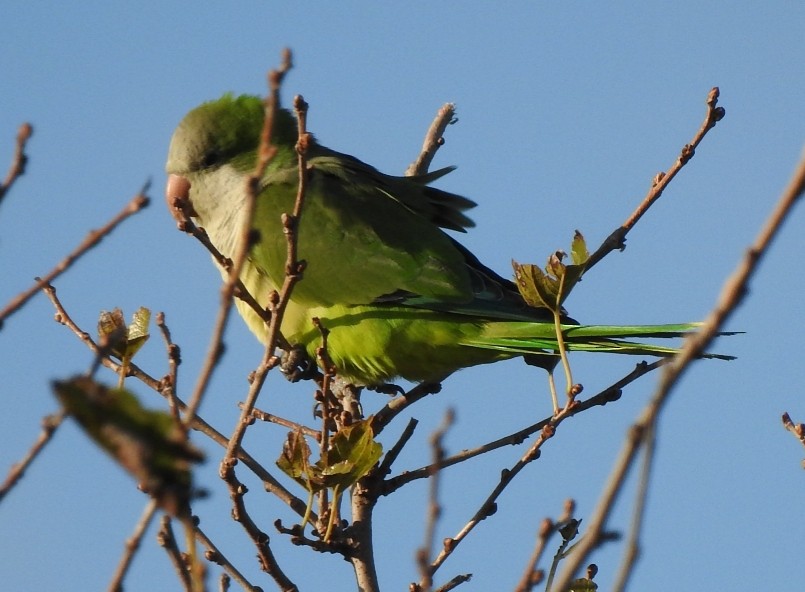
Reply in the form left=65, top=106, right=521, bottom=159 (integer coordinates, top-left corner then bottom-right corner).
left=165, top=94, right=728, bottom=386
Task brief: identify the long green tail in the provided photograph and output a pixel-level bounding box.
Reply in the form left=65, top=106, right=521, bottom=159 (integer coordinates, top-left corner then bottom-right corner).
left=465, top=322, right=735, bottom=360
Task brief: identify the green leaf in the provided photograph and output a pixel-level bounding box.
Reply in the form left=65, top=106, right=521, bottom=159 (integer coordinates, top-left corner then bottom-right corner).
left=97, top=308, right=128, bottom=357
left=52, top=376, right=203, bottom=517
left=276, top=430, right=322, bottom=493
left=570, top=230, right=590, bottom=266
left=126, top=306, right=151, bottom=358
left=317, top=419, right=382, bottom=491
left=512, top=231, right=589, bottom=310
left=97, top=306, right=151, bottom=361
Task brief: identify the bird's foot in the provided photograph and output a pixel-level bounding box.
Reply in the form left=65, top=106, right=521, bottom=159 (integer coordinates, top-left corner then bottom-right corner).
left=280, top=346, right=318, bottom=382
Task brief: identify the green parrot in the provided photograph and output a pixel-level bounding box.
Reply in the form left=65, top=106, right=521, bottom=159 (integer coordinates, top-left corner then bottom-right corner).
left=165, top=94, right=729, bottom=387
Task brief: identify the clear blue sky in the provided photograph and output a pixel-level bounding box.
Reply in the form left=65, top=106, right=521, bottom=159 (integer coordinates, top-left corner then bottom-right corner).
left=2, top=2, right=804, bottom=591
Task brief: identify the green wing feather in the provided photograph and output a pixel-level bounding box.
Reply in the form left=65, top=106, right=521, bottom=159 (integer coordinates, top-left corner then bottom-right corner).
left=166, top=94, right=734, bottom=386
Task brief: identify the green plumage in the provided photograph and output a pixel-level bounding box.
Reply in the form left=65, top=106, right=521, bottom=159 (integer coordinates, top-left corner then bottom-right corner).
left=166, top=94, right=730, bottom=385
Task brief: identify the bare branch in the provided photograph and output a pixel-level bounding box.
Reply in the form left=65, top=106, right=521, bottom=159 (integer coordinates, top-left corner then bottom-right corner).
left=0, top=122, right=33, bottom=208
left=156, top=312, right=183, bottom=424
left=373, top=381, right=444, bottom=434
left=585, top=88, right=725, bottom=272
left=551, top=142, right=805, bottom=591
left=612, top=421, right=655, bottom=592
left=406, top=103, right=457, bottom=177
left=109, top=500, right=160, bottom=592
left=514, top=500, right=576, bottom=592
left=376, top=417, right=418, bottom=478
left=432, top=573, right=472, bottom=592
left=156, top=515, right=193, bottom=592
left=384, top=361, right=663, bottom=494
left=195, top=523, right=261, bottom=591
left=0, top=188, right=149, bottom=326
left=250, top=405, right=320, bottom=438
left=0, top=411, right=64, bottom=502
left=181, top=50, right=294, bottom=427
left=41, top=281, right=309, bottom=518
left=216, top=52, right=302, bottom=592
left=416, top=409, right=455, bottom=592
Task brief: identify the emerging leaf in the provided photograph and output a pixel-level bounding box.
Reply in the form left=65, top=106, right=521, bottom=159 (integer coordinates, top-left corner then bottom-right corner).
left=276, top=420, right=382, bottom=540
left=97, top=308, right=128, bottom=357
left=97, top=306, right=151, bottom=361
left=512, top=231, right=589, bottom=311
left=277, top=430, right=320, bottom=493
left=317, top=419, right=383, bottom=491
left=570, top=230, right=590, bottom=266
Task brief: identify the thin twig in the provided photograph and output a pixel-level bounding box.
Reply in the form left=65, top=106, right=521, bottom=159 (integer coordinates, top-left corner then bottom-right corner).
left=426, top=360, right=657, bottom=577
left=0, top=122, right=33, bottom=207
left=406, top=103, right=457, bottom=177
left=217, top=54, right=301, bottom=592
left=432, top=573, right=472, bottom=592
left=383, top=361, right=663, bottom=494
left=612, top=422, right=655, bottom=592
left=416, top=409, right=455, bottom=592
left=250, top=406, right=320, bottom=438
left=157, top=515, right=193, bottom=592
left=514, top=500, right=575, bottom=592
left=195, top=523, right=261, bottom=592
left=585, top=88, right=725, bottom=273
left=181, top=51, right=294, bottom=427
left=373, top=381, right=444, bottom=434
left=551, top=142, right=805, bottom=591
left=156, top=312, right=183, bottom=424
left=427, top=409, right=564, bottom=576
left=221, top=64, right=303, bottom=459
left=167, top=207, right=285, bottom=347
left=0, top=411, right=64, bottom=502
left=109, top=499, right=160, bottom=592
left=41, top=281, right=309, bottom=518
left=376, top=417, right=418, bottom=478
left=0, top=188, right=149, bottom=326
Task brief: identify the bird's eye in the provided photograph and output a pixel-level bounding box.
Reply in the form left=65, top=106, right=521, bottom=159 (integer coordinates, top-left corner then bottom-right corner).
left=200, top=149, right=221, bottom=169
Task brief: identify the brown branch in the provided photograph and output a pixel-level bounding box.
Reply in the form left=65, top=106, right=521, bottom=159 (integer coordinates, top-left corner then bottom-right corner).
left=376, top=417, right=418, bottom=478
left=195, top=523, right=261, bottom=592
left=217, top=54, right=303, bottom=592
left=156, top=312, right=183, bottom=425
left=383, top=360, right=663, bottom=494
left=167, top=193, right=292, bottom=352
left=109, top=500, right=160, bottom=592
left=585, top=88, right=725, bottom=273
left=181, top=50, right=294, bottom=427
left=612, top=421, right=655, bottom=592
left=0, top=122, right=33, bottom=208
left=0, top=411, right=64, bottom=502
left=514, top=500, right=575, bottom=592
left=416, top=409, right=455, bottom=592
left=250, top=405, right=320, bottom=438
left=551, top=137, right=805, bottom=591
left=372, top=381, right=444, bottom=434
left=427, top=410, right=565, bottom=576
left=156, top=515, right=193, bottom=592
left=432, top=573, right=473, bottom=592
left=406, top=103, right=457, bottom=177
left=0, top=188, right=149, bottom=326
left=348, top=479, right=381, bottom=592
left=221, top=67, right=305, bottom=459
left=41, top=281, right=309, bottom=518
left=424, top=358, right=662, bottom=577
